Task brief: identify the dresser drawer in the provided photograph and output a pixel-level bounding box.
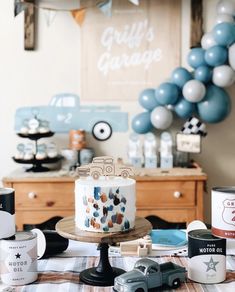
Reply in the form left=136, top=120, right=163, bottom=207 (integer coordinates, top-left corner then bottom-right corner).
left=14, top=182, right=75, bottom=210
left=136, top=181, right=195, bottom=207
left=137, top=208, right=196, bottom=223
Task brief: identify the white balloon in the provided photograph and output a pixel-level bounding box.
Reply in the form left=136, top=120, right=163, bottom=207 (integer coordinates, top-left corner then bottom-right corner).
left=213, top=65, right=235, bottom=87
left=216, top=13, right=234, bottom=23
left=150, top=106, right=173, bottom=130
left=229, top=43, right=235, bottom=70
left=201, top=32, right=217, bottom=50
left=182, top=80, right=206, bottom=103
left=216, top=0, right=235, bottom=15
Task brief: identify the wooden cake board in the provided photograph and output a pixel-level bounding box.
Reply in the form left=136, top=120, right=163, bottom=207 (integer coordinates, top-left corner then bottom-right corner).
left=56, top=216, right=152, bottom=286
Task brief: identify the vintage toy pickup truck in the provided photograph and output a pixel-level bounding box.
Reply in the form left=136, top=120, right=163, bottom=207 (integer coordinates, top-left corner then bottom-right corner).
left=77, top=156, right=134, bottom=179
left=14, top=93, right=128, bottom=141
left=113, top=258, right=186, bottom=291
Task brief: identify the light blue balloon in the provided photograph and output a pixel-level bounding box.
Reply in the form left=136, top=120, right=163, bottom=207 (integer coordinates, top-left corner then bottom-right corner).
left=155, top=82, right=179, bottom=105
left=197, top=85, right=231, bottom=123
left=213, top=22, right=235, bottom=46
left=174, top=97, right=196, bottom=119
left=138, top=88, right=160, bottom=111
left=194, top=65, right=213, bottom=83
left=204, top=45, right=228, bottom=67
left=131, top=112, right=153, bottom=134
left=187, top=48, right=206, bottom=68
left=171, top=67, right=193, bottom=88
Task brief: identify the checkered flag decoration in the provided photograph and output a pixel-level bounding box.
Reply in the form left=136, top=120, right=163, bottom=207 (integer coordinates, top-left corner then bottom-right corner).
left=181, top=117, right=207, bottom=137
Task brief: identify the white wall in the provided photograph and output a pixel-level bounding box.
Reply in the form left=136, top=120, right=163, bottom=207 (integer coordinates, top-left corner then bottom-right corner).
left=0, top=0, right=235, bottom=223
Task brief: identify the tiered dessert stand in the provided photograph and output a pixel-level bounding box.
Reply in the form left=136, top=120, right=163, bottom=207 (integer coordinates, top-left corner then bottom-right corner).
left=56, top=216, right=152, bottom=286
left=13, top=132, right=61, bottom=172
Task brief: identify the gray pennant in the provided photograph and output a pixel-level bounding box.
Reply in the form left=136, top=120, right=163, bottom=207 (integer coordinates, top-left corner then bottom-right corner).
left=14, top=0, right=28, bottom=17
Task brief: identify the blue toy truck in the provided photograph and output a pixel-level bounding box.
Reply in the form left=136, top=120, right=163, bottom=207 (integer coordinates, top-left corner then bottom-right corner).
left=113, top=258, right=186, bottom=291
left=15, top=93, right=128, bottom=141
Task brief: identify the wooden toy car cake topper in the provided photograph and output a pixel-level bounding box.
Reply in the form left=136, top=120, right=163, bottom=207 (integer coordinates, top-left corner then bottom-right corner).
left=76, top=156, right=134, bottom=179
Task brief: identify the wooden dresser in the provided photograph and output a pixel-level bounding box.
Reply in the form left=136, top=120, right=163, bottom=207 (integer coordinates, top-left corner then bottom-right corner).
left=2, top=168, right=207, bottom=230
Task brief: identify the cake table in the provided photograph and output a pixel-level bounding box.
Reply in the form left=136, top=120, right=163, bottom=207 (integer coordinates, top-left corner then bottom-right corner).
left=56, top=216, right=152, bottom=286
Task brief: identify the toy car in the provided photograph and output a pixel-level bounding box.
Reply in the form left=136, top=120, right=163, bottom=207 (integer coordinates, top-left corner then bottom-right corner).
left=113, top=258, right=186, bottom=291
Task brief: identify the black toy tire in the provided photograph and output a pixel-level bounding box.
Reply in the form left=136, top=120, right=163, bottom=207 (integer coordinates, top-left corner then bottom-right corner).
left=171, top=278, right=181, bottom=289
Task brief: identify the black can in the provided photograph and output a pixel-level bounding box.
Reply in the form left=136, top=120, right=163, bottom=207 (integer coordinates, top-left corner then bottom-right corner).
left=0, top=187, right=15, bottom=239
left=188, top=229, right=226, bottom=283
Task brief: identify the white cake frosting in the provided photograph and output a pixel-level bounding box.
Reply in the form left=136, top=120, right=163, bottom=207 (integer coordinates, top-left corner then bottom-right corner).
left=75, top=177, right=136, bottom=232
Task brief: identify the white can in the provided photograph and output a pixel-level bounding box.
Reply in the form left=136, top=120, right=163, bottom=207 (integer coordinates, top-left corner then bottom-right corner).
left=0, top=187, right=15, bottom=239
left=0, top=231, right=38, bottom=285
left=188, top=229, right=226, bottom=284
left=212, top=187, right=235, bottom=239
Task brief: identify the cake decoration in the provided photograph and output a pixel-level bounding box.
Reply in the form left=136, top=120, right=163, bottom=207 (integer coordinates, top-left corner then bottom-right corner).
left=75, top=156, right=136, bottom=233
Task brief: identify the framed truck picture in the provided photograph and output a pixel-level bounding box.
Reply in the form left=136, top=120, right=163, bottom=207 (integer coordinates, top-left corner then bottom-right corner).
left=80, top=0, right=182, bottom=101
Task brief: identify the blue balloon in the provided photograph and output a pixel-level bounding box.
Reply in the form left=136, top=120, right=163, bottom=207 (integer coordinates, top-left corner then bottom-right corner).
left=197, top=85, right=231, bottom=123
left=194, top=65, right=213, bottom=83
left=171, top=67, right=193, bottom=88
left=204, top=45, right=228, bottom=67
left=138, top=88, right=160, bottom=111
left=213, top=22, right=235, bottom=46
left=155, top=82, right=179, bottom=105
left=187, top=48, right=206, bottom=68
left=174, top=97, right=196, bottom=119
left=131, top=112, right=153, bottom=134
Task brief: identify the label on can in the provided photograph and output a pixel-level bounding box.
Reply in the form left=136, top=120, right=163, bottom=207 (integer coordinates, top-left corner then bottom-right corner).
left=212, top=187, right=235, bottom=239
left=188, top=229, right=226, bottom=284
left=0, top=188, right=15, bottom=239
left=0, top=231, right=38, bottom=286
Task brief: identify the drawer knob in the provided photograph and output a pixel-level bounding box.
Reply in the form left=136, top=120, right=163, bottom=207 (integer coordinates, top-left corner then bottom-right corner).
left=173, top=191, right=182, bottom=198
left=28, top=192, right=37, bottom=199
left=46, top=201, right=55, bottom=207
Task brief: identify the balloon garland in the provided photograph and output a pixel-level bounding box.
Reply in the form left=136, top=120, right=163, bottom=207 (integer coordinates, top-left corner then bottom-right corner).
left=132, top=0, right=235, bottom=135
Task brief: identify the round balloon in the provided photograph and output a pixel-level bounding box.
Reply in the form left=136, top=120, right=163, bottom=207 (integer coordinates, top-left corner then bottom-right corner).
left=216, top=0, right=235, bottom=15
left=150, top=106, right=173, bottom=130
left=213, top=22, right=235, bottom=46
left=155, top=82, right=179, bottom=105
left=201, top=32, right=217, bottom=50
left=212, top=65, right=235, bottom=87
left=187, top=48, right=206, bottom=69
left=229, top=43, right=235, bottom=70
left=205, top=45, right=228, bottom=67
left=171, top=67, right=192, bottom=88
left=197, top=84, right=231, bottom=123
left=139, top=88, right=160, bottom=111
left=216, top=13, right=234, bottom=24
left=174, top=97, right=196, bottom=119
left=194, top=65, right=213, bottom=83
left=131, top=112, right=153, bottom=134
left=182, top=80, right=206, bottom=103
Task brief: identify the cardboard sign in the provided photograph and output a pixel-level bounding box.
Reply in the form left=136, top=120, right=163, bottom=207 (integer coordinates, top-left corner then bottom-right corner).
left=176, top=133, right=201, bottom=153
left=80, top=0, right=181, bottom=101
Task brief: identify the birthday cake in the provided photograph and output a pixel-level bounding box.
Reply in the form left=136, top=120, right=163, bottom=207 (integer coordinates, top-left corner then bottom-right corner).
left=75, top=177, right=136, bottom=232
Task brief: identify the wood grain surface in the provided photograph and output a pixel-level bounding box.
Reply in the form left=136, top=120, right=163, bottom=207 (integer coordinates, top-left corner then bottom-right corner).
left=56, top=216, right=152, bottom=245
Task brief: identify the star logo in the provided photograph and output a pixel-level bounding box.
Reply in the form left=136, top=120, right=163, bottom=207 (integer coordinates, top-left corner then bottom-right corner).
left=15, top=253, right=21, bottom=259
left=203, top=256, right=219, bottom=272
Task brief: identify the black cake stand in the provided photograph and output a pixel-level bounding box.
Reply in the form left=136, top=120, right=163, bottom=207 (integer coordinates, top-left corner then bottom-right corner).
left=56, top=216, right=152, bottom=287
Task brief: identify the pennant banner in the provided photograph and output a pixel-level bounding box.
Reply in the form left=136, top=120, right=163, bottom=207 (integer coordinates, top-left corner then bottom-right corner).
left=128, top=0, right=139, bottom=5
left=43, top=10, right=57, bottom=27
left=97, top=0, right=112, bottom=17
left=71, top=9, right=86, bottom=26
left=14, top=0, right=28, bottom=17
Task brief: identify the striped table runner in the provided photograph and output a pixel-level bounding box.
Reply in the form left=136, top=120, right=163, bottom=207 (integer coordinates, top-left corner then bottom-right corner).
left=1, top=255, right=235, bottom=292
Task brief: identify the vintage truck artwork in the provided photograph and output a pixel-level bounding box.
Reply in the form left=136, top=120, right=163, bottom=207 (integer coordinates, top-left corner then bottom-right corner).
left=14, top=93, right=128, bottom=141
left=77, top=156, right=134, bottom=179
left=113, top=258, right=186, bottom=291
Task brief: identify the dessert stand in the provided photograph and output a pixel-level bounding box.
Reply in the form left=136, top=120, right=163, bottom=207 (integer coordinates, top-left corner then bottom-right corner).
left=56, top=216, right=152, bottom=287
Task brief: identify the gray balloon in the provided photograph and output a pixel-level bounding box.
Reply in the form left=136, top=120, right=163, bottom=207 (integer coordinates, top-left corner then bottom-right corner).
left=150, top=106, right=173, bottom=130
